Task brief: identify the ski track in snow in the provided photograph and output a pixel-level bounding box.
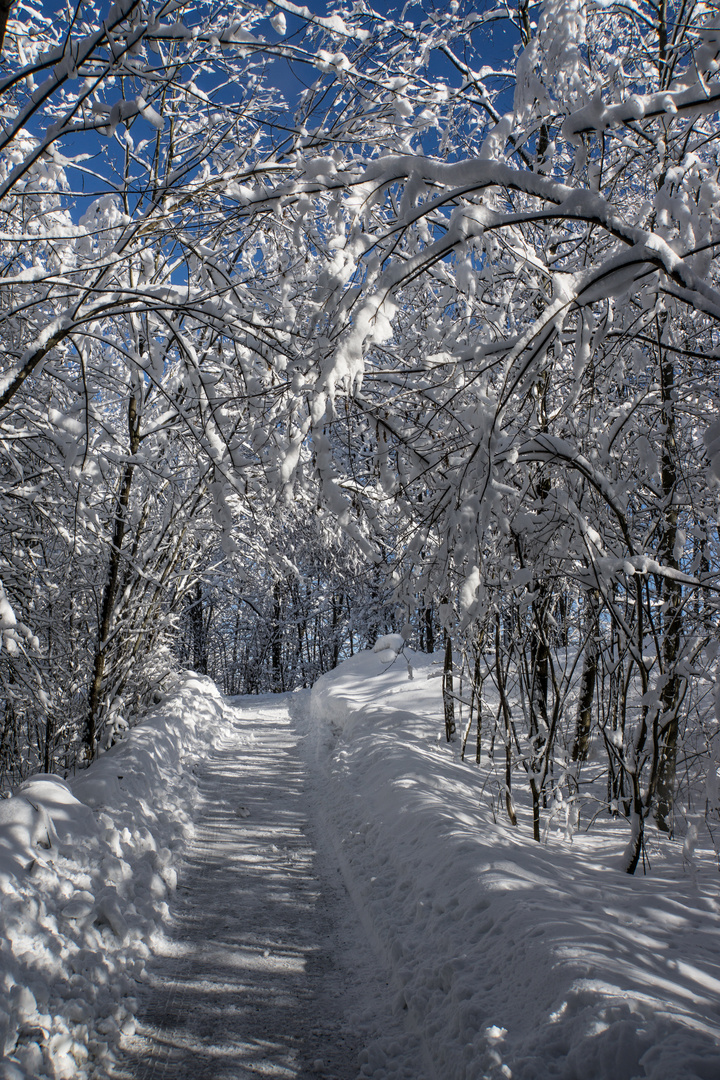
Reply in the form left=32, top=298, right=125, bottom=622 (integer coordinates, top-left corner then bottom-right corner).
left=111, top=694, right=427, bottom=1080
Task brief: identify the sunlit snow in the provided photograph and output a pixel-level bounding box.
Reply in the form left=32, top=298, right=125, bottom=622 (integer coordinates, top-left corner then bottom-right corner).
left=0, top=657, right=718, bottom=1079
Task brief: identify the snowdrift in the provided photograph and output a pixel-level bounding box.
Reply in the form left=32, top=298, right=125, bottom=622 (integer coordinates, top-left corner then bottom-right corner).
left=3, top=654, right=718, bottom=1080
left=0, top=673, right=223, bottom=1080
left=306, top=647, right=720, bottom=1080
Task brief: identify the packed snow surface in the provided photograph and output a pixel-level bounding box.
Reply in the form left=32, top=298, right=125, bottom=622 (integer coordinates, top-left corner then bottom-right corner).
left=0, top=653, right=719, bottom=1079
left=112, top=692, right=426, bottom=1080
left=307, top=649, right=720, bottom=1080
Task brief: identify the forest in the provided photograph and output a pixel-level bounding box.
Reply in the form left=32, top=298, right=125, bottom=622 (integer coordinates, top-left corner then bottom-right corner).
left=0, top=0, right=719, bottom=876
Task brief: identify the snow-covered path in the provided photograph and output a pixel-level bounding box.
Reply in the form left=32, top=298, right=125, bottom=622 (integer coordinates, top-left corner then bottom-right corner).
left=3, top=663, right=720, bottom=1080
left=112, top=695, right=424, bottom=1080
left=112, top=697, right=356, bottom=1079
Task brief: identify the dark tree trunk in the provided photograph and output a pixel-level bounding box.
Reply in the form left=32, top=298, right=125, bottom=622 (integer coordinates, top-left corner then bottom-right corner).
left=271, top=581, right=283, bottom=692
left=190, top=582, right=208, bottom=675
left=572, top=589, right=600, bottom=766
left=495, top=614, right=517, bottom=827
left=0, top=0, right=13, bottom=54
left=653, top=333, right=683, bottom=835
left=529, top=602, right=550, bottom=843
left=86, top=395, right=141, bottom=755
left=424, top=605, right=434, bottom=653
left=443, top=632, right=455, bottom=742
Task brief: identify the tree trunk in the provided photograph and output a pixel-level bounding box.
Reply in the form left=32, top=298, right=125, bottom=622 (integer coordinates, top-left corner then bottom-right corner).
left=43, top=711, right=53, bottom=774
left=424, top=604, right=434, bottom=653
left=474, top=643, right=483, bottom=764
left=654, top=335, right=683, bottom=834
left=86, top=395, right=141, bottom=755
left=271, top=581, right=283, bottom=692
left=529, top=598, right=550, bottom=842
left=495, top=614, right=517, bottom=827
left=442, top=632, right=455, bottom=742
left=190, top=581, right=208, bottom=675
left=572, top=589, right=599, bottom=766
left=622, top=585, right=651, bottom=874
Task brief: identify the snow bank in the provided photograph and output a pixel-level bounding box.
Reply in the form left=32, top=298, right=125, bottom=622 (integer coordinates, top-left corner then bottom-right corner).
left=372, top=633, right=406, bottom=655
left=306, top=650, right=720, bottom=1080
left=0, top=673, right=224, bottom=1080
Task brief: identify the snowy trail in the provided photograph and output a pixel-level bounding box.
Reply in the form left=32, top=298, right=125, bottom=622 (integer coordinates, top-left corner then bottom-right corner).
left=112, top=694, right=425, bottom=1080
left=4, top=664, right=720, bottom=1080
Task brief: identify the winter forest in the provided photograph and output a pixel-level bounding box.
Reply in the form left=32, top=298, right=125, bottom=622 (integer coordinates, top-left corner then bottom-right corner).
left=1, top=0, right=720, bottom=888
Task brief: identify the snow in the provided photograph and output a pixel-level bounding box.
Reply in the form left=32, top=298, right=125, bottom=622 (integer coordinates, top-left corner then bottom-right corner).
left=306, top=649, right=720, bottom=1080
left=270, top=11, right=287, bottom=36
left=113, top=694, right=400, bottom=1080
left=372, top=633, right=406, bottom=654
left=562, top=81, right=720, bottom=141
left=2, top=659, right=719, bottom=1080
left=0, top=673, right=222, bottom=1079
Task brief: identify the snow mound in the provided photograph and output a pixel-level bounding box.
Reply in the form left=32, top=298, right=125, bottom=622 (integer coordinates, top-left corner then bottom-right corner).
left=307, top=649, right=720, bottom=1080
left=310, top=649, right=422, bottom=741
left=0, top=673, right=225, bottom=1080
left=372, top=633, right=406, bottom=654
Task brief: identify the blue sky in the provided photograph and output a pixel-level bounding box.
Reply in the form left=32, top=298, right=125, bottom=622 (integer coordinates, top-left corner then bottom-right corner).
left=15, top=1, right=523, bottom=220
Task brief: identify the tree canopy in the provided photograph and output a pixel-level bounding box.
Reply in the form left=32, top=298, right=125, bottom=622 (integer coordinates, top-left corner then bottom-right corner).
left=1, top=0, right=720, bottom=872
